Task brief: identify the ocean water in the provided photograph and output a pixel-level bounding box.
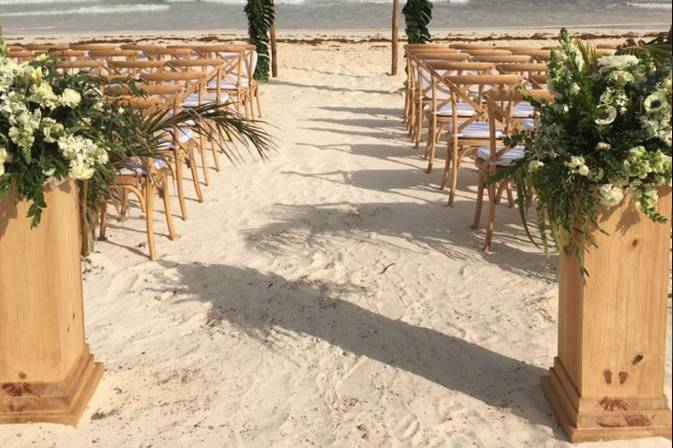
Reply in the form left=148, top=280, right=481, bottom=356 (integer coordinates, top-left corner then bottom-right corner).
left=1, top=0, right=671, bottom=36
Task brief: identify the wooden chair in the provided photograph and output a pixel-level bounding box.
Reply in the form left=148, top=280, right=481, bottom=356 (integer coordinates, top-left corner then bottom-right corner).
left=472, top=89, right=552, bottom=251
left=409, top=52, right=470, bottom=146
left=437, top=74, right=524, bottom=205
left=101, top=96, right=178, bottom=260
left=196, top=44, right=259, bottom=118
left=168, top=58, right=234, bottom=174
left=140, top=72, right=212, bottom=196
left=143, top=47, right=194, bottom=61
left=70, top=43, right=118, bottom=51
left=529, top=74, right=548, bottom=89
left=422, top=61, right=495, bottom=172
left=404, top=47, right=460, bottom=133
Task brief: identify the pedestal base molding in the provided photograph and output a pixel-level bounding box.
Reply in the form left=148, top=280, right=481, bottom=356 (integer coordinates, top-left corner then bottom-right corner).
left=0, top=346, right=104, bottom=425
left=542, top=358, right=672, bottom=443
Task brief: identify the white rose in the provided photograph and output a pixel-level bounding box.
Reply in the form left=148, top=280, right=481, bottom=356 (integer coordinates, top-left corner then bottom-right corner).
left=69, top=162, right=95, bottom=180
left=578, top=164, right=590, bottom=176
left=60, top=88, right=82, bottom=108
left=599, top=184, right=625, bottom=207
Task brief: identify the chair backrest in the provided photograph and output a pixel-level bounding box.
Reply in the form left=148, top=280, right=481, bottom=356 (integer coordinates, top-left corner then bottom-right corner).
left=108, top=60, right=166, bottom=78
left=464, top=49, right=513, bottom=57
left=70, top=43, right=118, bottom=51
left=500, top=46, right=543, bottom=55
left=140, top=71, right=206, bottom=104
left=7, top=50, right=35, bottom=62
left=438, top=74, right=524, bottom=139
left=195, top=45, right=250, bottom=87
left=483, top=89, right=553, bottom=161
left=89, top=48, right=139, bottom=62
left=26, top=43, right=69, bottom=54
left=143, top=47, right=194, bottom=61
left=48, top=49, right=87, bottom=61
left=449, top=43, right=494, bottom=51
left=55, top=59, right=106, bottom=76
left=528, top=50, right=552, bottom=62
left=472, top=55, right=532, bottom=64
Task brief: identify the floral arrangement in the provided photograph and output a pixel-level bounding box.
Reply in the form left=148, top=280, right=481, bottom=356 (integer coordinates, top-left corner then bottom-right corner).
left=0, top=35, right=273, bottom=254
left=502, top=30, right=672, bottom=268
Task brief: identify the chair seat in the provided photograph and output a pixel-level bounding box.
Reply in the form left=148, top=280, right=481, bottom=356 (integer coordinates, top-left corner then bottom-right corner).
left=476, top=146, right=525, bottom=166
left=435, top=102, right=476, bottom=117
left=118, top=158, right=169, bottom=176
left=448, top=122, right=504, bottom=139
left=183, top=92, right=230, bottom=107
left=522, top=118, right=536, bottom=131
left=513, top=102, right=535, bottom=118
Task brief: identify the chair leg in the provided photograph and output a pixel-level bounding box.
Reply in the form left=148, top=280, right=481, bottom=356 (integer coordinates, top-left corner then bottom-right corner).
left=99, top=203, right=108, bottom=240
left=425, top=119, right=437, bottom=173
left=120, top=188, right=129, bottom=219
left=160, top=175, right=177, bottom=241
left=472, top=172, right=485, bottom=229
left=414, top=100, right=424, bottom=148
left=448, top=152, right=460, bottom=206
left=186, top=148, right=204, bottom=203
left=174, top=152, right=188, bottom=220
left=144, top=180, right=157, bottom=261
left=440, top=138, right=455, bottom=191
left=254, top=87, right=262, bottom=119
left=199, top=134, right=210, bottom=187
left=483, top=181, right=498, bottom=253
left=505, top=182, right=515, bottom=207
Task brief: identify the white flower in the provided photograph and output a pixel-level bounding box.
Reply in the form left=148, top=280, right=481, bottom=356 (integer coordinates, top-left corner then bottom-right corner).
left=597, top=55, right=639, bottom=70
left=529, top=160, right=545, bottom=172
left=565, top=155, right=585, bottom=169
left=69, top=161, right=95, bottom=180
left=643, top=92, right=666, bottom=113
left=60, top=88, right=81, bottom=108
left=29, top=82, right=58, bottom=108
left=0, top=146, right=7, bottom=177
left=578, top=164, right=590, bottom=176
left=599, top=184, right=624, bottom=207
left=569, top=83, right=581, bottom=96
left=595, top=105, right=617, bottom=126
left=595, top=142, right=611, bottom=151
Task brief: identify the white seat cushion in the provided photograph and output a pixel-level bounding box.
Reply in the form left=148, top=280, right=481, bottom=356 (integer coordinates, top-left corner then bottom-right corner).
left=476, top=146, right=525, bottom=166
left=183, top=92, right=231, bottom=107
left=522, top=118, right=536, bottom=131
left=513, top=102, right=535, bottom=118
left=435, top=102, right=476, bottom=117
left=449, top=122, right=504, bottom=139
left=119, top=158, right=169, bottom=176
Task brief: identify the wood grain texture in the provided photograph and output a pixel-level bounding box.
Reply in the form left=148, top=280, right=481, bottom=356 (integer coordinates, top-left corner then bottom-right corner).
left=544, top=188, right=673, bottom=442
left=0, top=181, right=103, bottom=425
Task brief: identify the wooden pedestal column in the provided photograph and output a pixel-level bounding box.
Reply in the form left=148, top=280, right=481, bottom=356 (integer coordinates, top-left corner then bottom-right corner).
left=543, top=188, right=673, bottom=443
left=0, top=181, right=103, bottom=425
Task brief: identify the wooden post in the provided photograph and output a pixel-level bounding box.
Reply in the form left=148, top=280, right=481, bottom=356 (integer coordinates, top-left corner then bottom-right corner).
left=542, top=188, right=673, bottom=442
left=270, top=1, right=278, bottom=78
left=0, top=181, right=104, bottom=425
left=391, top=0, right=399, bottom=76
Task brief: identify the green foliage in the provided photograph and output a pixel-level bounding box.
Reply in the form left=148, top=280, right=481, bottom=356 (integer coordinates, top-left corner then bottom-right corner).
left=245, top=0, right=275, bottom=82
left=402, top=0, right=432, bottom=44
left=493, top=29, right=672, bottom=274
left=617, top=27, right=672, bottom=67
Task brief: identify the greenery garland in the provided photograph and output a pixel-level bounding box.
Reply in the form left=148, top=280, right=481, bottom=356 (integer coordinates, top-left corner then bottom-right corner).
left=244, top=0, right=275, bottom=82
left=402, top=0, right=433, bottom=44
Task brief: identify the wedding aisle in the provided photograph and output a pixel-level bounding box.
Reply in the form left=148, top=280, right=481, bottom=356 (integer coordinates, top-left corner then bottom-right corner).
left=2, top=40, right=670, bottom=448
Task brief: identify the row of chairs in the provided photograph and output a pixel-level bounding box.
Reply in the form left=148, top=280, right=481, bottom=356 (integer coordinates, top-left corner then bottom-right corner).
left=7, top=42, right=264, bottom=260
left=400, top=42, right=603, bottom=251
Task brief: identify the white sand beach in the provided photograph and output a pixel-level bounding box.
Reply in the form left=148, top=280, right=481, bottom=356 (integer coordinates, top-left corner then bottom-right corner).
left=1, top=32, right=671, bottom=447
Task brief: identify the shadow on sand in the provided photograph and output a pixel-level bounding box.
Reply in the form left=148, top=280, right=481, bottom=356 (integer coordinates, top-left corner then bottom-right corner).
left=155, top=261, right=561, bottom=436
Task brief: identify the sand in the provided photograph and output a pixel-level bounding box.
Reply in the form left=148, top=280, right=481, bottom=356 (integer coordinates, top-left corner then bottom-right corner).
left=1, top=30, right=671, bottom=448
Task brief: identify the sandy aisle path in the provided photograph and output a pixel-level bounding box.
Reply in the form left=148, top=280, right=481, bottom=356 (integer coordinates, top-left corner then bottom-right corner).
left=1, top=42, right=671, bottom=448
